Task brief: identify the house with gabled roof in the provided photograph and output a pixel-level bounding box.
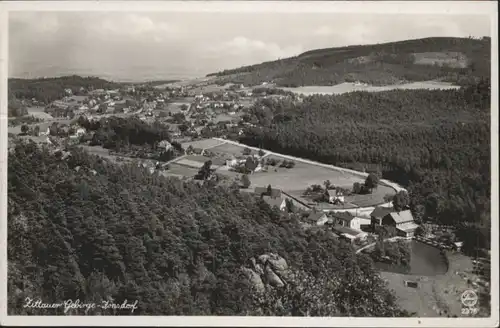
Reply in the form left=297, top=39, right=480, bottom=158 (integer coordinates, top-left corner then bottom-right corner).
left=370, top=206, right=394, bottom=227
left=331, top=225, right=368, bottom=243
left=309, top=211, right=329, bottom=226
left=331, top=211, right=371, bottom=232
left=381, top=210, right=419, bottom=237
left=261, top=196, right=286, bottom=211
left=254, top=187, right=281, bottom=199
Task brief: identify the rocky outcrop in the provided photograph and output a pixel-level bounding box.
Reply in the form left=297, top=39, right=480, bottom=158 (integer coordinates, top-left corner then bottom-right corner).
left=241, top=267, right=266, bottom=293
left=242, top=253, right=292, bottom=293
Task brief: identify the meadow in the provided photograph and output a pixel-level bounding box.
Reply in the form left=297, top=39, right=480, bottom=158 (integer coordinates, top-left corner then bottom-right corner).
left=205, top=140, right=396, bottom=208
left=280, top=81, right=461, bottom=96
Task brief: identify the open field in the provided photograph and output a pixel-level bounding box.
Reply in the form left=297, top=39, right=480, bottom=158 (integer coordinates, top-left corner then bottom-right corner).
left=347, top=191, right=394, bottom=207
left=209, top=140, right=396, bottom=208
left=213, top=113, right=242, bottom=123
left=381, top=252, right=480, bottom=317
left=155, top=77, right=215, bottom=89
left=413, top=52, right=468, bottom=68
left=175, top=158, right=206, bottom=169
left=165, top=102, right=191, bottom=113
left=181, top=138, right=226, bottom=150
left=280, top=81, right=461, bottom=96
left=79, top=145, right=110, bottom=157
left=162, top=163, right=199, bottom=178
left=26, top=106, right=54, bottom=120
left=184, top=154, right=226, bottom=166
left=188, top=83, right=232, bottom=94
left=210, top=142, right=257, bottom=156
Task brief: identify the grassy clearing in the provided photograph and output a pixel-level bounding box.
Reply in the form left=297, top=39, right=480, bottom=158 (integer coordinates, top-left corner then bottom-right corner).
left=188, top=84, right=230, bottom=94
left=184, top=155, right=226, bottom=166
left=211, top=142, right=257, bottom=156
left=181, top=138, right=226, bottom=150
left=239, top=166, right=358, bottom=192
left=214, top=113, right=242, bottom=123
left=174, top=158, right=206, bottom=169
left=280, top=81, right=461, bottom=96
left=211, top=143, right=394, bottom=207
left=164, top=163, right=199, bottom=177
left=347, top=188, right=395, bottom=207
left=413, top=52, right=468, bottom=68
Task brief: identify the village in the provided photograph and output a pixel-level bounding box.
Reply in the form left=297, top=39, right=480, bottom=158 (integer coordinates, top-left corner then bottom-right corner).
left=9, top=80, right=468, bottom=249
left=8, top=79, right=490, bottom=319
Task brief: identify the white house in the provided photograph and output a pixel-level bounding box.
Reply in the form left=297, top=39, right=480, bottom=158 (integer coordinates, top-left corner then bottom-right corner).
left=158, top=140, right=172, bottom=151
left=309, top=212, right=329, bottom=226
left=38, top=127, right=50, bottom=136
left=75, top=128, right=86, bottom=137
left=331, top=211, right=371, bottom=232
left=226, top=158, right=239, bottom=167
left=327, top=189, right=345, bottom=204
left=261, top=196, right=287, bottom=211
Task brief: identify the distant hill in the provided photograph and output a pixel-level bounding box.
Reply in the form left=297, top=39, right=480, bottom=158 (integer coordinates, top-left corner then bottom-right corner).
left=8, top=75, right=122, bottom=104
left=208, top=37, right=491, bottom=87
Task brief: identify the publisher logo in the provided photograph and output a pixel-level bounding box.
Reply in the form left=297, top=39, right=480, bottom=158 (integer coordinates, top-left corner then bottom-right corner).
left=461, top=290, right=478, bottom=308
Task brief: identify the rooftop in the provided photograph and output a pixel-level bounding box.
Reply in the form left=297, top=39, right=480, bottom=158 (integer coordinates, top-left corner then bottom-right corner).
left=331, top=225, right=365, bottom=237
left=370, top=206, right=393, bottom=218
left=255, top=187, right=282, bottom=199
left=389, top=210, right=414, bottom=224
left=308, top=211, right=327, bottom=222
left=331, top=211, right=355, bottom=222
left=261, top=196, right=285, bottom=208
left=396, top=221, right=419, bottom=232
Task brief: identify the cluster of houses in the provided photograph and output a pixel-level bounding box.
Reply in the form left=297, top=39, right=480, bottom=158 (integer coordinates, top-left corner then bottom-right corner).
left=45, top=85, right=173, bottom=121
left=254, top=183, right=420, bottom=244
left=224, top=152, right=273, bottom=174
left=309, top=206, right=419, bottom=243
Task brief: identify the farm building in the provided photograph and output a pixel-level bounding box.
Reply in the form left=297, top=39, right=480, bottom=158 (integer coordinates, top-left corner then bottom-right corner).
left=381, top=210, right=419, bottom=237
left=309, top=212, right=329, bottom=226
left=370, top=206, right=394, bottom=227
left=326, top=189, right=345, bottom=204
left=330, top=211, right=371, bottom=231
left=158, top=140, right=172, bottom=151
left=254, top=187, right=282, bottom=199
left=261, top=196, right=286, bottom=211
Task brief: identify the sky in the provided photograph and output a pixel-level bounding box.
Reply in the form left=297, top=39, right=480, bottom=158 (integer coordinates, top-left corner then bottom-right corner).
left=9, top=11, right=491, bottom=82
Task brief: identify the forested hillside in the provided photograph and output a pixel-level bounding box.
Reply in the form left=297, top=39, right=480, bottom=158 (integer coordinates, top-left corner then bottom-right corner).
left=208, top=37, right=490, bottom=87
left=8, top=140, right=409, bottom=316
left=239, top=79, right=491, bottom=253
left=8, top=75, right=120, bottom=104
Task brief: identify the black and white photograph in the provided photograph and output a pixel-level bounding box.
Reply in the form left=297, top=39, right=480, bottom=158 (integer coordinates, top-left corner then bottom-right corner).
left=0, top=1, right=498, bottom=327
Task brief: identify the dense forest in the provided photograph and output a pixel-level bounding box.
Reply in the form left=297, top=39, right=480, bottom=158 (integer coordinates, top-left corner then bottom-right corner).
left=76, top=116, right=183, bottom=161
left=208, top=37, right=490, bottom=87
left=8, top=75, right=121, bottom=104
left=8, top=139, right=409, bottom=316
left=238, top=79, right=491, bottom=253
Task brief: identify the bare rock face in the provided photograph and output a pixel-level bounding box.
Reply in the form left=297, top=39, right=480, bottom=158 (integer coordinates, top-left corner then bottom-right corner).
left=241, top=267, right=266, bottom=293
left=264, top=265, right=285, bottom=288
left=268, top=253, right=288, bottom=272
left=257, top=254, right=270, bottom=264
left=244, top=253, right=292, bottom=292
